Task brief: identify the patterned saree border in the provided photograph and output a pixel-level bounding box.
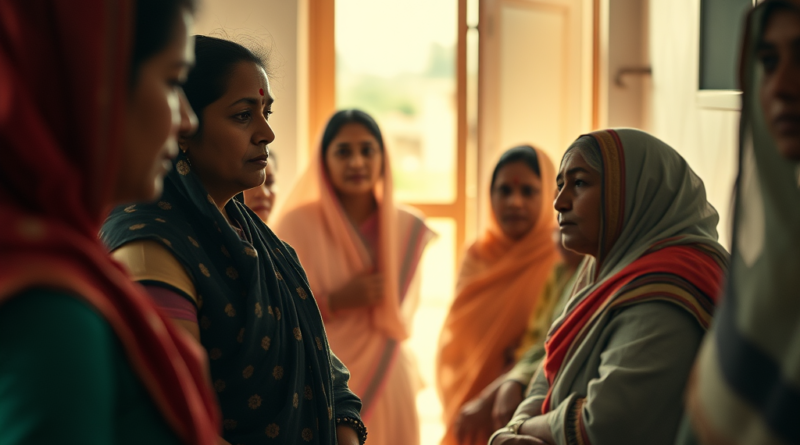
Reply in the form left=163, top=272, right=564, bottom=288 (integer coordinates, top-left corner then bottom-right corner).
left=358, top=338, right=399, bottom=421
left=646, top=237, right=729, bottom=272
left=554, top=271, right=715, bottom=404
left=398, top=217, right=427, bottom=298
left=592, top=130, right=626, bottom=265
left=610, top=278, right=714, bottom=329
left=565, top=397, right=591, bottom=445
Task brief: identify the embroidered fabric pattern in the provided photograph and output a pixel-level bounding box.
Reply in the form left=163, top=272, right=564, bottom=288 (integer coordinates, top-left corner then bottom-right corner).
left=565, top=397, right=590, bottom=445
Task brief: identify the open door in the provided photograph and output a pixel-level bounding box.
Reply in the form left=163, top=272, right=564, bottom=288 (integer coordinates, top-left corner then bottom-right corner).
left=478, top=0, right=593, bottom=224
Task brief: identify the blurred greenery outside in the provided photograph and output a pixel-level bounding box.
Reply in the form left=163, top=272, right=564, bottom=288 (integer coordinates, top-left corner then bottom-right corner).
left=336, top=43, right=457, bottom=203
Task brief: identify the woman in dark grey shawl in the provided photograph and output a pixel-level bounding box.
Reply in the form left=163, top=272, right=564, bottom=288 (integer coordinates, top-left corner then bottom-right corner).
left=683, top=2, right=800, bottom=444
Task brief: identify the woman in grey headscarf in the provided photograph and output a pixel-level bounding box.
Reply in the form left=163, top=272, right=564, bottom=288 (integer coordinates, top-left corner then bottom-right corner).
left=490, top=128, right=728, bottom=445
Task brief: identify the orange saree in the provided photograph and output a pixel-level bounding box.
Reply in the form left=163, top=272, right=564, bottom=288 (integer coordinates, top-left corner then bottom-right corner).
left=436, top=147, right=560, bottom=445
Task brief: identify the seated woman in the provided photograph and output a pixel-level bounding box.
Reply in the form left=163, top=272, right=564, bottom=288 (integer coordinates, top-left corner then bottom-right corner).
left=436, top=145, right=561, bottom=445
left=452, top=228, right=584, bottom=445
left=684, top=2, right=800, bottom=443
left=101, top=37, right=364, bottom=445
left=490, top=129, right=728, bottom=445
left=273, top=109, right=435, bottom=445
left=0, top=1, right=220, bottom=443
left=243, top=152, right=277, bottom=223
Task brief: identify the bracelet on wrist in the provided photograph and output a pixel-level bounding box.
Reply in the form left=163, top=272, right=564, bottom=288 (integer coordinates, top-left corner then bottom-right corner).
left=488, top=418, right=527, bottom=445
left=336, top=416, right=367, bottom=445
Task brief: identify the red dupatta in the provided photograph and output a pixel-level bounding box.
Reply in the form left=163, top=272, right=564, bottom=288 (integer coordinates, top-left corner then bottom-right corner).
left=0, top=2, right=219, bottom=443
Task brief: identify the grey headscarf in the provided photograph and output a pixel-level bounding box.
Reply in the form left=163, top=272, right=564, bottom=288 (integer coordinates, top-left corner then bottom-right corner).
left=686, top=2, right=800, bottom=444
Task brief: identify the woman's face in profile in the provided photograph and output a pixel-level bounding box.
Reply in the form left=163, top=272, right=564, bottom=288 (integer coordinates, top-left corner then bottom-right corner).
left=116, top=9, right=197, bottom=204
left=243, top=156, right=277, bottom=223
left=555, top=152, right=602, bottom=257
left=183, top=61, right=276, bottom=201
left=490, top=161, right=543, bottom=240
left=324, top=122, right=384, bottom=198
left=758, top=7, right=800, bottom=161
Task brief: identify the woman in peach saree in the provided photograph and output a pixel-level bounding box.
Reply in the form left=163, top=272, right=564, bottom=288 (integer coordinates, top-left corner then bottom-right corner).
left=274, top=109, right=435, bottom=445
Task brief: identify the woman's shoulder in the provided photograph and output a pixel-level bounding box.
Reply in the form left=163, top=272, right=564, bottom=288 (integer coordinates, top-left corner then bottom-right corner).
left=101, top=201, right=195, bottom=252
left=0, top=289, right=112, bottom=344
left=0, top=289, right=180, bottom=444
left=111, top=240, right=198, bottom=302
left=0, top=289, right=118, bottom=392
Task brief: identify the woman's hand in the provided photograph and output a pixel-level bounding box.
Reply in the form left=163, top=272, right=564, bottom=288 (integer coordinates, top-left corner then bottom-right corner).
left=455, top=394, right=495, bottom=445
left=493, top=380, right=525, bottom=429
left=491, top=433, right=547, bottom=445
left=329, top=272, right=384, bottom=311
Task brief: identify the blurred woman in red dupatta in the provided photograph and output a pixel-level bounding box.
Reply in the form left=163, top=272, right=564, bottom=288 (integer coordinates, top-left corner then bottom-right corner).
left=274, top=109, right=435, bottom=445
left=0, top=1, right=219, bottom=443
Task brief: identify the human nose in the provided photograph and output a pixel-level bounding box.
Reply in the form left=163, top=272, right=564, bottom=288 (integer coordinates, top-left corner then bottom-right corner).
left=349, top=153, right=366, bottom=168
left=178, top=89, right=198, bottom=137
left=255, top=115, right=276, bottom=149
left=507, top=190, right=524, bottom=207
left=554, top=187, right=571, bottom=213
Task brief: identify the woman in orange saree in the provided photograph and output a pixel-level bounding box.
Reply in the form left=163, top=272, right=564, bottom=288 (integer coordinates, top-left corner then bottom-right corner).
left=274, top=109, right=435, bottom=445
left=436, top=145, right=560, bottom=445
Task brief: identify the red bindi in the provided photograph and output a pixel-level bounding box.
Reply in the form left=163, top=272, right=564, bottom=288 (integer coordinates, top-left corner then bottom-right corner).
left=511, top=177, right=520, bottom=186
left=259, top=88, right=264, bottom=96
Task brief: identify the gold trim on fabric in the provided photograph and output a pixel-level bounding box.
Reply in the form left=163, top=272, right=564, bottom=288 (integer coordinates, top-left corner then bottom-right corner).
left=111, top=240, right=198, bottom=303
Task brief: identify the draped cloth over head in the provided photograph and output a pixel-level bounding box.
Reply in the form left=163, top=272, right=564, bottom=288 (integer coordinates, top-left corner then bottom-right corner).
left=272, top=121, right=434, bottom=424
left=686, top=2, right=800, bottom=444
left=0, top=2, right=219, bottom=444
left=538, top=129, right=728, bottom=438
left=102, top=148, right=361, bottom=444
left=436, top=146, right=560, bottom=445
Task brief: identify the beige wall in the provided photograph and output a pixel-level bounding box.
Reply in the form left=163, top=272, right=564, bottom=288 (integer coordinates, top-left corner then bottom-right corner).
left=602, top=0, right=651, bottom=130
left=648, top=0, right=739, bottom=248
left=478, top=0, right=594, bottom=230
left=193, top=0, right=303, bottom=198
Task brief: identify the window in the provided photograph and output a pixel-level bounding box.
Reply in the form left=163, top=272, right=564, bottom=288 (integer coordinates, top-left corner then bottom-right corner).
left=699, top=0, right=754, bottom=90
left=335, top=0, right=458, bottom=204
left=697, top=0, right=758, bottom=110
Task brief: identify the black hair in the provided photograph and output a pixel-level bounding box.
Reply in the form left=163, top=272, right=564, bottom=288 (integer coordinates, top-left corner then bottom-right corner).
left=182, top=36, right=267, bottom=132
left=130, top=0, right=198, bottom=86
left=321, top=109, right=385, bottom=157
left=761, top=1, right=799, bottom=27
left=490, top=145, right=541, bottom=189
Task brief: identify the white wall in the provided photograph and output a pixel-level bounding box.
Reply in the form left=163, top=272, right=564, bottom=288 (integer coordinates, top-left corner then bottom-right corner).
left=648, top=0, right=739, bottom=248
left=193, top=0, right=302, bottom=196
